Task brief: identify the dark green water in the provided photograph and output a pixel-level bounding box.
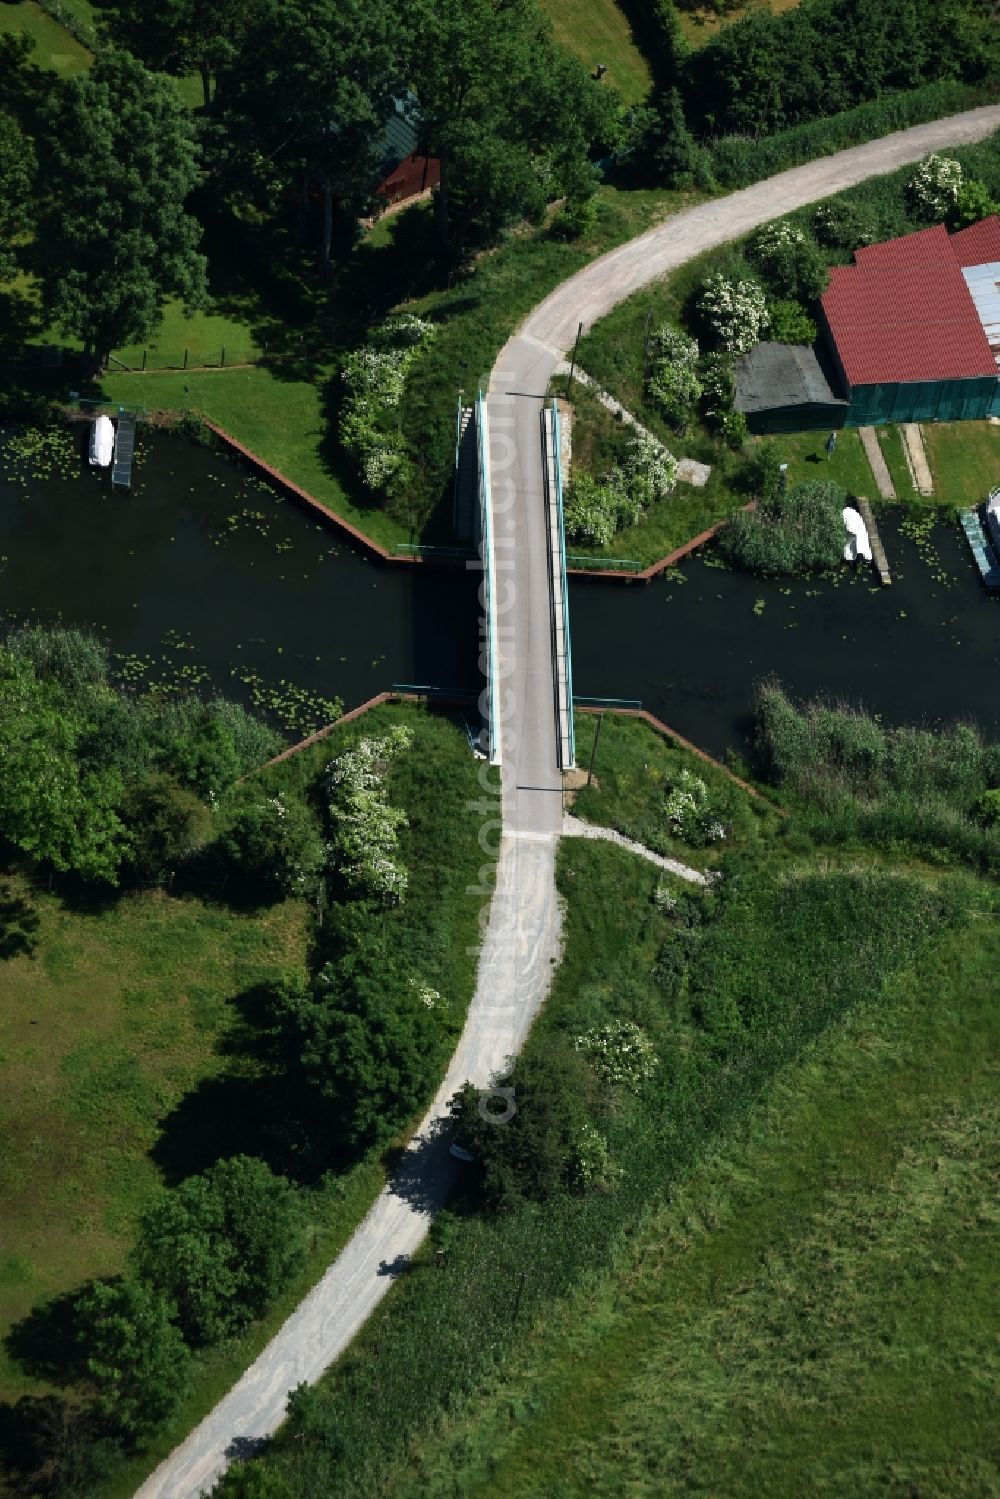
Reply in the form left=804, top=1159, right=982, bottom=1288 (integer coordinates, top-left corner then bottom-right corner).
left=3, top=426, right=999, bottom=756
left=0, top=427, right=479, bottom=739
left=570, top=511, right=1000, bottom=760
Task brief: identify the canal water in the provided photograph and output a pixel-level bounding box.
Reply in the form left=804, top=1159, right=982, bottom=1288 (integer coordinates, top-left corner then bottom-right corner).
left=2, top=428, right=999, bottom=756
left=571, top=511, right=1000, bottom=760
left=0, top=428, right=479, bottom=739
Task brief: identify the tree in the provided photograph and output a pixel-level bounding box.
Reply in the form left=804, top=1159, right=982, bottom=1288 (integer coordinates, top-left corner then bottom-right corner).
left=124, top=774, right=213, bottom=883
left=220, top=786, right=324, bottom=896
left=272, top=956, right=451, bottom=1150
left=40, top=52, right=206, bottom=368
left=93, top=0, right=268, bottom=108
left=0, top=650, right=127, bottom=882
left=133, top=1157, right=306, bottom=1346
left=407, top=0, right=620, bottom=254
left=0, top=110, right=35, bottom=281
left=73, top=1280, right=190, bottom=1439
left=449, top=1042, right=597, bottom=1212
left=643, top=86, right=698, bottom=188
left=209, top=0, right=400, bottom=269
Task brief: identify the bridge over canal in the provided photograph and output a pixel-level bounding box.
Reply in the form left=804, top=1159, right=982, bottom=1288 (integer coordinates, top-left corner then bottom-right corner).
left=133, top=102, right=1000, bottom=1499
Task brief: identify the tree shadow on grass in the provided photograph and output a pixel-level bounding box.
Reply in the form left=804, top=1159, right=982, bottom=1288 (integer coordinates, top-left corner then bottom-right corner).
left=4, top=1288, right=86, bottom=1388
left=0, top=1394, right=101, bottom=1498
left=0, top=881, right=39, bottom=959
left=150, top=983, right=351, bottom=1185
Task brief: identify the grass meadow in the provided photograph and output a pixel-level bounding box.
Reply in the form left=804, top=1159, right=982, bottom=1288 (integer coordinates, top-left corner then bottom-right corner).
left=0, top=0, right=91, bottom=76
left=386, top=912, right=1000, bottom=1498
left=204, top=707, right=992, bottom=1499
left=537, top=0, right=651, bottom=105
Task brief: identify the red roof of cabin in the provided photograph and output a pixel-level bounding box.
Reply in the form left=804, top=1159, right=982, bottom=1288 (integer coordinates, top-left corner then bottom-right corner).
left=821, top=220, right=999, bottom=388
left=949, top=214, right=1000, bottom=268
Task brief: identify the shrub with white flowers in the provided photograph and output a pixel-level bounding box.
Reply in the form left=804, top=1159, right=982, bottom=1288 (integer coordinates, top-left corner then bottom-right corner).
left=339, top=315, right=435, bottom=499
left=565, top=433, right=677, bottom=546
left=908, top=153, right=963, bottom=220
left=567, top=1123, right=620, bottom=1194
left=574, top=1019, right=657, bottom=1092
left=698, top=273, right=769, bottom=355
left=664, top=768, right=727, bottom=846
left=326, top=724, right=413, bottom=902
left=646, top=322, right=702, bottom=426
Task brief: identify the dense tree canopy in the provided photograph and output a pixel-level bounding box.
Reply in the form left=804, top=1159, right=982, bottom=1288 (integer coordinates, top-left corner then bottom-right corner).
left=0, top=110, right=35, bottom=281
left=39, top=51, right=207, bottom=367
left=94, top=0, right=267, bottom=107
left=73, top=1280, right=191, bottom=1439
left=133, top=1156, right=307, bottom=1346
left=407, top=0, right=619, bottom=252
left=273, top=954, right=452, bottom=1150
left=684, top=0, right=994, bottom=138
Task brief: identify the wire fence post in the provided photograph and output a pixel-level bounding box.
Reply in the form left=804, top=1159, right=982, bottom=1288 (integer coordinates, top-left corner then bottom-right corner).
left=183, top=347, right=188, bottom=370
left=587, top=711, right=605, bottom=787
left=142, top=348, right=147, bottom=371
left=221, top=345, right=226, bottom=368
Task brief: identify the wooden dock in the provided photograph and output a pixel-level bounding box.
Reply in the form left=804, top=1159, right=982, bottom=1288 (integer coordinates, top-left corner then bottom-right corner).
left=111, top=414, right=136, bottom=489
left=959, top=507, right=1000, bottom=590
left=856, top=494, right=890, bottom=585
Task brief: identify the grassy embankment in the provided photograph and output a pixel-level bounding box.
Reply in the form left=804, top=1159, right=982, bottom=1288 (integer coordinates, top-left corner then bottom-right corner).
left=96, top=185, right=688, bottom=552
left=0, top=702, right=494, bottom=1499
left=570, top=709, right=782, bottom=868
left=386, top=908, right=1000, bottom=1498
left=200, top=708, right=995, bottom=1499
left=564, top=132, right=1000, bottom=567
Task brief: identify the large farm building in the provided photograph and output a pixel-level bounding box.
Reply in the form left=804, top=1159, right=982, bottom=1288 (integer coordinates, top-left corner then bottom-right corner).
left=736, top=215, right=1000, bottom=433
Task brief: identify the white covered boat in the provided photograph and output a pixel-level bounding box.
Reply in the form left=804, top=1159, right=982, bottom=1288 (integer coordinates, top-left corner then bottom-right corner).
left=842, top=504, right=872, bottom=563
left=89, top=414, right=114, bottom=468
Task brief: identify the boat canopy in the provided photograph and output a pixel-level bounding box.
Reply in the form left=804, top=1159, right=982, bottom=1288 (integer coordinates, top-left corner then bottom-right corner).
left=89, top=414, right=114, bottom=468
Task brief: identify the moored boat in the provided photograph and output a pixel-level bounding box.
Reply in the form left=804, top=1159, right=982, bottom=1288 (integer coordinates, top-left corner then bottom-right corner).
left=89, top=414, right=114, bottom=468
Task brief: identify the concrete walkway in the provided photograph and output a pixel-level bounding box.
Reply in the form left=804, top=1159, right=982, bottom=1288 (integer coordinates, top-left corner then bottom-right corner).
left=554, top=363, right=712, bottom=487
left=135, top=101, right=1000, bottom=1498
left=561, top=815, right=709, bottom=884
left=859, top=426, right=896, bottom=498
left=902, top=423, right=934, bottom=495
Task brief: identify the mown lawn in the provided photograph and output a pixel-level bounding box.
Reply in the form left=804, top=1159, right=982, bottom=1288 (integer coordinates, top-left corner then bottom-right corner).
left=382, top=909, right=1000, bottom=1499
left=0, top=0, right=91, bottom=75
left=0, top=881, right=310, bottom=1405
left=537, top=0, right=651, bottom=105
left=922, top=419, right=1000, bottom=507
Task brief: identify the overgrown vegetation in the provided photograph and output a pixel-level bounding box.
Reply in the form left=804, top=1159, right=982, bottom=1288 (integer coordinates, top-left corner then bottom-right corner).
left=0, top=678, right=494, bottom=1495
left=215, top=812, right=969, bottom=1495
left=719, top=476, right=846, bottom=575
left=755, top=681, right=1000, bottom=870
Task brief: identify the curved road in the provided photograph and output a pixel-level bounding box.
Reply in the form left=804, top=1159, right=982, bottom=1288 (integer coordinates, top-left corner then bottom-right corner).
left=135, top=103, right=1000, bottom=1498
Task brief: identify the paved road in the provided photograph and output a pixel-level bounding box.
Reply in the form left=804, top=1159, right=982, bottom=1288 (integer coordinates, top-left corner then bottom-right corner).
left=134, top=103, right=1000, bottom=1497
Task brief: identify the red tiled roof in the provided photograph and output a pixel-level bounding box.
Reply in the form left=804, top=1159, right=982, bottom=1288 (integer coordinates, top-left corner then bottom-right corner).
left=853, top=224, right=951, bottom=266
left=949, top=214, right=1000, bottom=269
left=821, top=223, right=998, bottom=387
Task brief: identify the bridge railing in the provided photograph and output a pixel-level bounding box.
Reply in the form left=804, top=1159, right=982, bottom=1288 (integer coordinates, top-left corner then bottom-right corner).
left=550, top=401, right=576, bottom=769
left=476, top=390, right=501, bottom=765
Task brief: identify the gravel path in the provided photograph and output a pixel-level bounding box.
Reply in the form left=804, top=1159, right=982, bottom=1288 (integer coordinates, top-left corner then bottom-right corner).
left=134, top=103, right=1000, bottom=1498
left=561, top=815, right=709, bottom=883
